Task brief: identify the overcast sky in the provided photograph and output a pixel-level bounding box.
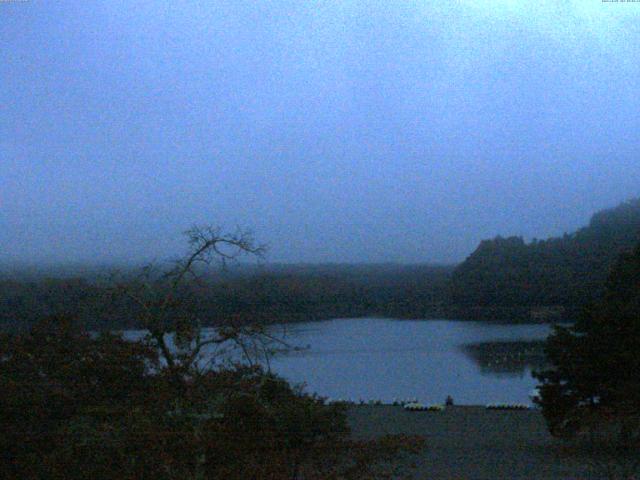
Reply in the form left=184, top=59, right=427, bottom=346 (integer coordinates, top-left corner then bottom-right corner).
left=2, top=1, right=640, bottom=265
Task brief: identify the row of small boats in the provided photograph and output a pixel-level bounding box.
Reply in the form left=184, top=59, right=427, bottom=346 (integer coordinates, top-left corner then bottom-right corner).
left=323, top=398, right=533, bottom=411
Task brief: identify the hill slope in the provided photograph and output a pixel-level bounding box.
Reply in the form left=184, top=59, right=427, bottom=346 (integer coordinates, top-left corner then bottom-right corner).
left=450, top=198, right=640, bottom=315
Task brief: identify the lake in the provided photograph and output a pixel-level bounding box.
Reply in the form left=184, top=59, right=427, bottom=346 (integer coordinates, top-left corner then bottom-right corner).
left=124, top=317, right=558, bottom=405
left=267, top=318, right=556, bottom=405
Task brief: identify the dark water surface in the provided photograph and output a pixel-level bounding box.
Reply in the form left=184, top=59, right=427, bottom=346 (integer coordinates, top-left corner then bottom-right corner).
left=267, top=318, right=556, bottom=405
left=123, top=318, right=557, bottom=405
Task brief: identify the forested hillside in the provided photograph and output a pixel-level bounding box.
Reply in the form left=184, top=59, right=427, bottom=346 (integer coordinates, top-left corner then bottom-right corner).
left=0, top=264, right=453, bottom=331
left=451, top=199, right=640, bottom=315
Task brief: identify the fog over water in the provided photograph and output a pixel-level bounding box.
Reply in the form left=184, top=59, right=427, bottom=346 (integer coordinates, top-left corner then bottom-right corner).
left=2, top=1, right=640, bottom=265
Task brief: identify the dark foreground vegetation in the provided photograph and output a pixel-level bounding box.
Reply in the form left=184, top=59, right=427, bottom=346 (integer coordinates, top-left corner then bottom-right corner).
left=0, top=317, right=424, bottom=479
left=535, top=241, right=640, bottom=451
left=2, top=198, right=640, bottom=331
left=0, top=227, right=424, bottom=479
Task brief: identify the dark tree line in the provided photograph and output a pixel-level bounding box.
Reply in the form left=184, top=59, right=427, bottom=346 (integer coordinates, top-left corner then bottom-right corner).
left=450, top=199, right=640, bottom=318
left=0, top=264, right=453, bottom=331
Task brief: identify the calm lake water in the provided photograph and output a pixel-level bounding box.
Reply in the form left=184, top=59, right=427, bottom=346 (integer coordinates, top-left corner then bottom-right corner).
left=124, top=318, right=557, bottom=405
left=267, top=318, right=555, bottom=405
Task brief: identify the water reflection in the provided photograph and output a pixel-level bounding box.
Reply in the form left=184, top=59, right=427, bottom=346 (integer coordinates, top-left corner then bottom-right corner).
left=266, top=318, right=558, bottom=405
left=460, top=340, right=548, bottom=377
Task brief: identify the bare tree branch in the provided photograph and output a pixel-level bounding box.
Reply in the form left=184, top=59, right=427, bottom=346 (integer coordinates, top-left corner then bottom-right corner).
left=111, top=225, right=274, bottom=382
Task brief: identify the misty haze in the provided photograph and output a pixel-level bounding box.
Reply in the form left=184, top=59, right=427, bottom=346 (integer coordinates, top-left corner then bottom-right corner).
left=2, top=2, right=640, bottom=479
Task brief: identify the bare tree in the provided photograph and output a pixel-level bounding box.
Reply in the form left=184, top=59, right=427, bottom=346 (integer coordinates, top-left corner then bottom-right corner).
left=111, top=226, right=285, bottom=383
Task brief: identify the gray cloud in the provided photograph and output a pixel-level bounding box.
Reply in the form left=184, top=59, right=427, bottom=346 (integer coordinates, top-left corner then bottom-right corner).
left=2, top=1, right=639, bottom=265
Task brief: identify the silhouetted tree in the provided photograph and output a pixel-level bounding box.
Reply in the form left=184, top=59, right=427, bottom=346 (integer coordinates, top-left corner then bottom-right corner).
left=534, top=241, right=640, bottom=446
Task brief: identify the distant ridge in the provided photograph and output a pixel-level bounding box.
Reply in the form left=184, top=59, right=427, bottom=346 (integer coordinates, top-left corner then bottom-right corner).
left=450, top=198, right=640, bottom=314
